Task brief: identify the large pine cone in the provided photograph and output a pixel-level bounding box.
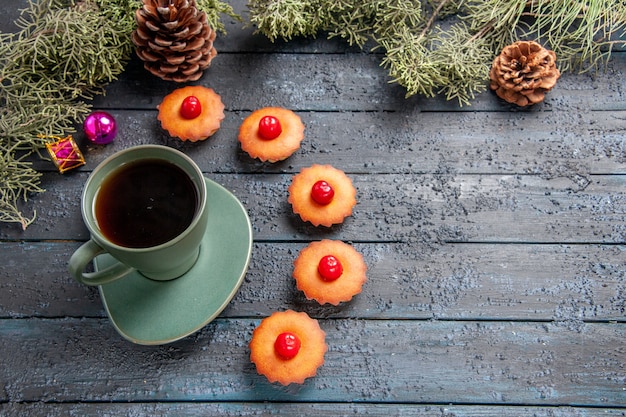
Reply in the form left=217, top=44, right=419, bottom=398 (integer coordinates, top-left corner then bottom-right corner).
left=489, top=41, right=560, bottom=106
left=132, top=0, right=217, bottom=82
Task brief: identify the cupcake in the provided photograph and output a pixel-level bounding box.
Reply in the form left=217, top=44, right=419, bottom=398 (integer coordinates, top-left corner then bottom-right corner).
left=238, top=107, right=305, bottom=162
left=249, top=310, right=327, bottom=385
left=293, top=239, right=367, bottom=305
left=157, top=85, right=225, bottom=141
left=287, top=164, right=356, bottom=227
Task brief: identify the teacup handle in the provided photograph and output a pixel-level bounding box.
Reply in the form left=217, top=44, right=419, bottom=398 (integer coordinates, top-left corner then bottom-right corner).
left=68, top=240, right=134, bottom=286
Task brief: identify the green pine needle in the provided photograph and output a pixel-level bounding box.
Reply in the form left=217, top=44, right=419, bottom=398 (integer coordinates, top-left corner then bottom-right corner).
left=247, top=0, right=626, bottom=101
left=0, top=0, right=238, bottom=229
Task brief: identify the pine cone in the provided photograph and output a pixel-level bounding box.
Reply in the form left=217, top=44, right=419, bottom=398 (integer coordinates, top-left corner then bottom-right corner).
left=132, top=0, right=217, bottom=82
left=489, top=41, right=560, bottom=106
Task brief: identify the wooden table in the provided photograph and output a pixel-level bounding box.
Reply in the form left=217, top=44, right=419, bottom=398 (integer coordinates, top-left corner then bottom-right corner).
left=1, top=1, right=625, bottom=415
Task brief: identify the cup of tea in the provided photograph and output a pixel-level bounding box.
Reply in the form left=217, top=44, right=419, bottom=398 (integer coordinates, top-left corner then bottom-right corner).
left=69, top=145, right=208, bottom=286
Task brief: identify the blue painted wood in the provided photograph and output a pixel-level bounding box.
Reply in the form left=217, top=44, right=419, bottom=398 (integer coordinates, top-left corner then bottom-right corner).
left=2, top=173, right=624, bottom=243
left=2, top=403, right=625, bottom=417
left=91, top=51, right=626, bottom=112
left=22, top=109, right=626, bottom=176
left=1, top=0, right=624, bottom=415
left=1, top=319, right=624, bottom=406
left=2, top=242, right=625, bottom=322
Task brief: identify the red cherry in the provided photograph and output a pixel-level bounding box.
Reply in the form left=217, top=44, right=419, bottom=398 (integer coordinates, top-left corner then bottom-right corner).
left=180, top=96, right=202, bottom=119
left=258, top=115, right=282, bottom=140
left=318, top=255, right=343, bottom=281
left=311, top=180, right=334, bottom=205
left=274, top=332, right=301, bottom=359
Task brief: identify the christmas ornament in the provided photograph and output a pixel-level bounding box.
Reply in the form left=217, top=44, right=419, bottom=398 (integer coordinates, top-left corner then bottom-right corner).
left=0, top=0, right=237, bottom=229
left=489, top=41, right=561, bottom=107
left=132, top=0, right=218, bottom=82
left=44, top=135, right=86, bottom=173
left=83, top=111, right=118, bottom=144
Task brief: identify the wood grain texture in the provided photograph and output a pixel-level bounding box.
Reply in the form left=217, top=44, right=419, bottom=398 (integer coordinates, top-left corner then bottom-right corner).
left=1, top=1, right=624, bottom=415
left=2, top=242, right=625, bottom=322
left=2, top=403, right=625, bottom=417
left=2, top=172, right=624, bottom=243
left=92, top=52, right=626, bottom=112
left=1, top=318, right=624, bottom=406
left=22, top=109, right=626, bottom=176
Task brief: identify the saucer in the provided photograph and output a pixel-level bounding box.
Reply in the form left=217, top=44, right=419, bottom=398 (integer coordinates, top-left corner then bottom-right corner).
left=95, top=178, right=252, bottom=345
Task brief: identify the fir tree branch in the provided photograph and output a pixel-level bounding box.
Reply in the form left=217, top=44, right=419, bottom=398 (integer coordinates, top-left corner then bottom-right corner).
left=0, top=0, right=135, bottom=229
left=419, top=0, right=453, bottom=40
left=196, top=0, right=243, bottom=34
left=0, top=0, right=240, bottom=229
left=0, top=145, right=44, bottom=230
left=247, top=0, right=326, bottom=41
left=247, top=0, right=626, bottom=103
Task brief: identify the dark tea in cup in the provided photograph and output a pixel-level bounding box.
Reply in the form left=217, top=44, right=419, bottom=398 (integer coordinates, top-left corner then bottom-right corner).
left=94, top=159, right=198, bottom=248
left=70, top=145, right=209, bottom=285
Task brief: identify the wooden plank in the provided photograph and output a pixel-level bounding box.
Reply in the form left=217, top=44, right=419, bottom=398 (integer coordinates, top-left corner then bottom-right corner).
left=2, top=2, right=624, bottom=415
left=2, top=403, right=626, bottom=417
left=1, top=318, right=623, bottom=406
left=0, top=241, right=101, bottom=318
left=235, top=242, right=626, bottom=322
left=2, top=242, right=624, bottom=322
left=2, top=173, right=624, bottom=243
left=28, top=109, right=626, bottom=176
left=92, top=51, right=626, bottom=112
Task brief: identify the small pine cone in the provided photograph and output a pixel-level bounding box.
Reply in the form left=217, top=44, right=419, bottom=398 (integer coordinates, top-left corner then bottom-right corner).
left=132, top=0, right=217, bottom=82
left=489, top=41, right=560, bottom=106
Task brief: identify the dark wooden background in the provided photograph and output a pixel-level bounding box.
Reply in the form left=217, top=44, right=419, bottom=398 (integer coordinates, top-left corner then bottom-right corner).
left=1, top=0, right=625, bottom=415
